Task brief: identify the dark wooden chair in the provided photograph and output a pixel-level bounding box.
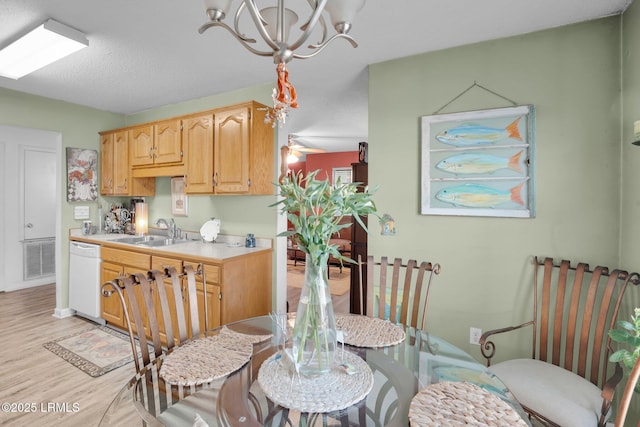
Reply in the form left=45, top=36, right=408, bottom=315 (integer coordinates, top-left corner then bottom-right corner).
left=101, top=264, right=204, bottom=373
left=357, top=255, right=441, bottom=329
left=614, top=354, right=640, bottom=427
left=479, top=256, right=640, bottom=427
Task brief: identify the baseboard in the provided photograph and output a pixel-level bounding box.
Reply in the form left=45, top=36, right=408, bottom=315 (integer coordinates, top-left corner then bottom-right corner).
left=53, top=308, right=74, bottom=319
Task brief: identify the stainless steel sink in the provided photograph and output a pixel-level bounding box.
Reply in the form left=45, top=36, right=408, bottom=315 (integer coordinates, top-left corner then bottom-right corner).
left=110, top=236, right=158, bottom=244
left=136, top=238, right=190, bottom=247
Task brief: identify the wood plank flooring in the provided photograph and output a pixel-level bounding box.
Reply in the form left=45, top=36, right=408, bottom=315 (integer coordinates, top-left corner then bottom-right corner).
left=0, top=284, right=134, bottom=426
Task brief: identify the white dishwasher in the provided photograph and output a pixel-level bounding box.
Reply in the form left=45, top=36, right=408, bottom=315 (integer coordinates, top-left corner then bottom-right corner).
left=69, top=241, right=104, bottom=324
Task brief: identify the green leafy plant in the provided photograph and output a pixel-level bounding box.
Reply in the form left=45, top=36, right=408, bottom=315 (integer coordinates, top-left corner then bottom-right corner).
left=609, top=307, right=640, bottom=393
left=273, top=169, right=379, bottom=372
left=274, top=169, right=379, bottom=267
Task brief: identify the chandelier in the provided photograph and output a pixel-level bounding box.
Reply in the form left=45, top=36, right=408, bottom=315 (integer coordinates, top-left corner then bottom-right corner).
left=199, top=0, right=366, bottom=126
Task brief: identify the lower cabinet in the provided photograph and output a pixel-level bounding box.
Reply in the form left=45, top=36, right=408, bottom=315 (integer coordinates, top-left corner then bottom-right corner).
left=100, top=247, right=151, bottom=331
left=100, top=245, right=272, bottom=345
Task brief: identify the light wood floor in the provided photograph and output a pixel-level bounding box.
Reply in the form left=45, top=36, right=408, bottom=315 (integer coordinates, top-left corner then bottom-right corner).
left=0, top=284, right=134, bottom=426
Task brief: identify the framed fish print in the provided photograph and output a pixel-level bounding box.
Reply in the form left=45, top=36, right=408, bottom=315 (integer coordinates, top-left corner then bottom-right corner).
left=421, top=105, right=535, bottom=218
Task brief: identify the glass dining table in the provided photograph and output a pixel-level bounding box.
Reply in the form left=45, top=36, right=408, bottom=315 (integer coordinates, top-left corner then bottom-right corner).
left=99, top=314, right=531, bottom=427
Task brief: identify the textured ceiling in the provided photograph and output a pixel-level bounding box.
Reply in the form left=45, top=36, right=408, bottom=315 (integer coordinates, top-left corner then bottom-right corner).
left=0, top=0, right=632, bottom=152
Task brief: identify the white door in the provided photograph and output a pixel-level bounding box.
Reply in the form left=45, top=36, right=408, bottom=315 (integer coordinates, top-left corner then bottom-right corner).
left=23, top=148, right=56, bottom=240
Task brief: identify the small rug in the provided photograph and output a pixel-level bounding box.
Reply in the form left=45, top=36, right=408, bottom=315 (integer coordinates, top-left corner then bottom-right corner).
left=43, top=325, right=134, bottom=377
left=287, top=264, right=351, bottom=296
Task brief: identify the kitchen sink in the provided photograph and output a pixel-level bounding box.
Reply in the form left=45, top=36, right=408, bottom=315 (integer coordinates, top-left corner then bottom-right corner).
left=135, top=238, right=190, bottom=247
left=110, top=236, right=158, bottom=244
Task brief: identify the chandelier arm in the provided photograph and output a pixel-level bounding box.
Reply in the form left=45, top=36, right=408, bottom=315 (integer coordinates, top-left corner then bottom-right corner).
left=242, top=0, right=281, bottom=52
left=294, top=33, right=358, bottom=60
left=288, top=0, right=329, bottom=52
left=299, top=0, right=328, bottom=46
left=199, top=21, right=278, bottom=57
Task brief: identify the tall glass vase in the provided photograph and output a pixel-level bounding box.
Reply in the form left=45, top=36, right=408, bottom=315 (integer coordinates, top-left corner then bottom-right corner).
left=292, top=253, right=337, bottom=376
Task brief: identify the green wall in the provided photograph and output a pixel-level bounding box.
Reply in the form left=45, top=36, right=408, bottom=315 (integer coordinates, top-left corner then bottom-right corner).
left=0, top=87, right=123, bottom=308
left=621, top=0, right=640, bottom=422
left=0, top=83, right=280, bottom=312
left=369, top=14, right=639, bottom=423
left=369, top=18, right=622, bottom=356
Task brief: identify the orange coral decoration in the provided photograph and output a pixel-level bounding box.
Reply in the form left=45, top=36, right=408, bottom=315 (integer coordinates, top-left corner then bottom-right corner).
left=265, top=63, right=298, bottom=127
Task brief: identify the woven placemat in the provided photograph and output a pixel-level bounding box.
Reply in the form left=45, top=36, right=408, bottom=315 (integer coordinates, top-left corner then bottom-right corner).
left=409, top=381, right=528, bottom=427
left=159, top=335, right=253, bottom=386
left=257, top=350, right=373, bottom=413
left=219, top=325, right=273, bottom=344
left=335, top=314, right=405, bottom=348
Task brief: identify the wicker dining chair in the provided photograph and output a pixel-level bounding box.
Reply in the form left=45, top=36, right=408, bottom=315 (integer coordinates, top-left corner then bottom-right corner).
left=479, top=256, right=640, bottom=427
left=357, top=255, right=441, bottom=329
left=101, top=264, right=204, bottom=373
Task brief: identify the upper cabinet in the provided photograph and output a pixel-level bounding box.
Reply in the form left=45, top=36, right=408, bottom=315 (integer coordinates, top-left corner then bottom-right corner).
left=183, top=114, right=214, bottom=194
left=99, top=100, right=274, bottom=196
left=214, top=101, right=274, bottom=195
left=100, top=129, right=155, bottom=196
left=130, top=120, right=183, bottom=167
left=214, top=105, right=251, bottom=194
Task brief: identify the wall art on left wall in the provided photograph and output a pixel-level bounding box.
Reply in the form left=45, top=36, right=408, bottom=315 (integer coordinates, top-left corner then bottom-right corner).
left=66, top=147, right=98, bottom=202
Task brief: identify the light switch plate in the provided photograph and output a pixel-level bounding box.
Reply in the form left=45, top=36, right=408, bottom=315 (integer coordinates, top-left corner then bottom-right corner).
left=74, top=206, right=90, bottom=219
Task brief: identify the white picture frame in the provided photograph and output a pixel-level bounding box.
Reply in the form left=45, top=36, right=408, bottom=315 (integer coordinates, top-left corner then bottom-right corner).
left=171, top=177, right=188, bottom=216
left=332, top=167, right=352, bottom=186
left=421, top=105, right=535, bottom=218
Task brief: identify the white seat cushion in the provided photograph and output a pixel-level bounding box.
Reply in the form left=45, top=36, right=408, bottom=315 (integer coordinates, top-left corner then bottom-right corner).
left=490, top=359, right=607, bottom=427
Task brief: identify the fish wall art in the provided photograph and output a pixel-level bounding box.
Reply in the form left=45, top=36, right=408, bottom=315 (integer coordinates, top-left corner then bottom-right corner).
left=421, top=105, right=535, bottom=218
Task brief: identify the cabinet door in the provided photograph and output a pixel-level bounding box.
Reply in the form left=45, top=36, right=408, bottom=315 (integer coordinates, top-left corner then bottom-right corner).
left=202, top=264, right=221, bottom=330
left=100, top=261, right=124, bottom=327
left=197, top=283, right=221, bottom=331
left=154, top=119, right=183, bottom=165
left=100, top=133, right=114, bottom=195
left=183, top=114, right=214, bottom=194
left=113, top=130, right=130, bottom=195
left=214, top=106, right=250, bottom=194
left=129, top=125, right=154, bottom=167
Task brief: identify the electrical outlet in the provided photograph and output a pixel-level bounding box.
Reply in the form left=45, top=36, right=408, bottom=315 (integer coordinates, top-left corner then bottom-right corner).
left=470, top=327, right=482, bottom=345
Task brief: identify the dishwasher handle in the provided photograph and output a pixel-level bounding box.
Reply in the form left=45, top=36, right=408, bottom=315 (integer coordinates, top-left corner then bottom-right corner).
left=70, top=242, right=101, bottom=258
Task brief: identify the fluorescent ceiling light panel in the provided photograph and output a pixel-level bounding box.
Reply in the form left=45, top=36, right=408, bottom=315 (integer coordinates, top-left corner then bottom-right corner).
left=0, top=19, right=88, bottom=79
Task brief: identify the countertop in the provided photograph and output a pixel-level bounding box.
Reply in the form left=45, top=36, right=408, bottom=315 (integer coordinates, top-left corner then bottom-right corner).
left=69, top=229, right=272, bottom=262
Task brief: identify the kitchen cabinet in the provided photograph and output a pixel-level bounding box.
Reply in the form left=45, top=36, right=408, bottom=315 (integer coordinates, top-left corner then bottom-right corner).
left=213, top=102, right=274, bottom=195
left=183, top=114, right=214, bottom=194
left=129, top=120, right=183, bottom=167
left=100, top=130, right=155, bottom=196
left=100, top=247, right=151, bottom=330
left=99, top=100, right=274, bottom=196
left=187, top=262, right=222, bottom=332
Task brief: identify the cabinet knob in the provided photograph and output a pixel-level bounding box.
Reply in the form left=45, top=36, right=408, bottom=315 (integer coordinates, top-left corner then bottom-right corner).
left=149, top=147, right=153, bottom=159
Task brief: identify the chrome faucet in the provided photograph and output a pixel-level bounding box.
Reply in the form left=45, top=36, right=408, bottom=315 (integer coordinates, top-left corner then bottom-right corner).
left=155, top=218, right=180, bottom=239
left=168, top=219, right=176, bottom=239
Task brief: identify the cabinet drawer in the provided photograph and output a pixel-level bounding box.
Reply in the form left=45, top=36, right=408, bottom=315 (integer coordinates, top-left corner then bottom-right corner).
left=203, top=264, right=220, bottom=284
left=152, top=256, right=182, bottom=272
left=102, top=247, right=150, bottom=270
